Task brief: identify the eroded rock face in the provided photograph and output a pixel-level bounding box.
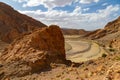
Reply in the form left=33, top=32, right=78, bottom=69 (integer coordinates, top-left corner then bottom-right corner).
left=0, top=25, right=66, bottom=78
left=0, top=2, right=47, bottom=43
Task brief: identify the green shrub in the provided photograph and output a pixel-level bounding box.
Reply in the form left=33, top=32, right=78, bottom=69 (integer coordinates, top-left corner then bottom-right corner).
left=102, top=53, right=107, bottom=58
left=109, top=48, right=115, bottom=52
left=65, top=78, right=71, bottom=80
left=115, top=56, right=120, bottom=60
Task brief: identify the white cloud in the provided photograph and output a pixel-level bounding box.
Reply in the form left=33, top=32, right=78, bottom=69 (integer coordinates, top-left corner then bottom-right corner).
left=13, top=0, right=28, bottom=3
left=13, top=0, right=100, bottom=9
left=19, top=5, right=120, bottom=30
left=102, top=3, right=108, bottom=6
left=14, top=0, right=74, bottom=9
left=80, top=0, right=99, bottom=4
left=89, top=5, right=120, bottom=21
left=83, top=8, right=90, bottom=12
left=73, top=6, right=82, bottom=14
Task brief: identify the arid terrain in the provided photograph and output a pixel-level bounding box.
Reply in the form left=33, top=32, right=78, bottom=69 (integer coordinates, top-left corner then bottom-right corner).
left=0, top=2, right=120, bottom=80
left=65, top=35, right=107, bottom=62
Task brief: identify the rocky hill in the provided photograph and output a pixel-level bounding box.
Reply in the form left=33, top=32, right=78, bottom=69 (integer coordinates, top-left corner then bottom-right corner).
left=62, top=28, right=90, bottom=35
left=84, top=16, right=120, bottom=39
left=0, top=2, right=47, bottom=43
left=0, top=25, right=69, bottom=79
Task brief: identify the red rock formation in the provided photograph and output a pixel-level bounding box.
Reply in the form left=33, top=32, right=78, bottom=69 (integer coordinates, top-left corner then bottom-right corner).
left=0, top=2, right=47, bottom=43
left=0, top=25, right=67, bottom=78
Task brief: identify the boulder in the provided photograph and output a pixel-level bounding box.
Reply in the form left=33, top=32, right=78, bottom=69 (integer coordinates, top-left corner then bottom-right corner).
left=0, top=25, right=67, bottom=78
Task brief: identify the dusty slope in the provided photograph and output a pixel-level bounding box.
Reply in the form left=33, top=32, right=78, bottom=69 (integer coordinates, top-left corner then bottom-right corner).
left=8, top=52, right=120, bottom=80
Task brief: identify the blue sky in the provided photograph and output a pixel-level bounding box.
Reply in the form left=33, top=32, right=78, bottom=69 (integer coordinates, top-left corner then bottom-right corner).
left=0, top=0, right=120, bottom=30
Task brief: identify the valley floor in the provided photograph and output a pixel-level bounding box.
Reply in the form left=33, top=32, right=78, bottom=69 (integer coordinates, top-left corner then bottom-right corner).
left=65, top=35, right=107, bottom=62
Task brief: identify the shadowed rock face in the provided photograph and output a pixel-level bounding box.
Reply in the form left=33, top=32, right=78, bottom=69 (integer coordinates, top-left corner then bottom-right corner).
left=0, top=2, right=47, bottom=43
left=84, top=16, right=120, bottom=39
left=0, top=25, right=67, bottom=78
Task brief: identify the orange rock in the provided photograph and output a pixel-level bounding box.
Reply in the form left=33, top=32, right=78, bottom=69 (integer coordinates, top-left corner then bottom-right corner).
left=0, top=25, right=67, bottom=78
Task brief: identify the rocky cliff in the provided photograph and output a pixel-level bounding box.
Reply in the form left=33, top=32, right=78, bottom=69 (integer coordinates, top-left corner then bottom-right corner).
left=0, top=25, right=67, bottom=79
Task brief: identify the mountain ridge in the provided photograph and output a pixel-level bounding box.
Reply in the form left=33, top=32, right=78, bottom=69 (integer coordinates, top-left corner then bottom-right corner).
left=84, top=16, right=120, bottom=39
left=0, top=2, right=47, bottom=43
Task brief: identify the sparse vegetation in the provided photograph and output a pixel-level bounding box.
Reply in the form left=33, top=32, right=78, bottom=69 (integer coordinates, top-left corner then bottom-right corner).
left=115, top=56, right=120, bottom=60
left=109, top=48, right=115, bottom=52
left=102, top=53, right=107, bottom=58
left=65, top=78, right=71, bottom=80
left=109, top=44, right=112, bottom=48
left=56, top=74, right=61, bottom=77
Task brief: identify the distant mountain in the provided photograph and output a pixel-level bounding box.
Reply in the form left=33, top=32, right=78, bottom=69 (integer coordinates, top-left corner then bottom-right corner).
left=0, top=2, right=47, bottom=43
left=61, top=28, right=90, bottom=35
left=84, top=16, right=120, bottom=39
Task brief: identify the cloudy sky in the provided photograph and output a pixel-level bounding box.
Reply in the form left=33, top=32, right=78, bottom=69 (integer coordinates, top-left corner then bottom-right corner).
left=0, top=0, right=120, bottom=30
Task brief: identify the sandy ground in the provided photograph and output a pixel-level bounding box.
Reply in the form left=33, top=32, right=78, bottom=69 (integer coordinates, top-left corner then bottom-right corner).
left=65, top=36, right=107, bottom=62
left=13, top=53, right=120, bottom=80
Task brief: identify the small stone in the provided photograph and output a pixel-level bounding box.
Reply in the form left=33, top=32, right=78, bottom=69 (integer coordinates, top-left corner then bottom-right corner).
left=87, top=72, right=93, bottom=77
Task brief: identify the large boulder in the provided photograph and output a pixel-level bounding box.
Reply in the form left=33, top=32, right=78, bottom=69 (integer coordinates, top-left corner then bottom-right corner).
left=0, top=25, right=67, bottom=78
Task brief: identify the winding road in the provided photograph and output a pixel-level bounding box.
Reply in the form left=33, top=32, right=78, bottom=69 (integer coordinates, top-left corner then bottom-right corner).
left=65, top=40, right=107, bottom=62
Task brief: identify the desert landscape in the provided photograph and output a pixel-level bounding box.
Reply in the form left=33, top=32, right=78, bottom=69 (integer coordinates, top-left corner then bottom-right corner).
left=65, top=35, right=107, bottom=62
left=0, top=1, right=120, bottom=80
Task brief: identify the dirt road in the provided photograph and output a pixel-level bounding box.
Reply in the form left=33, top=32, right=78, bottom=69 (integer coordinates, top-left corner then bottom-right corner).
left=65, top=40, right=107, bottom=62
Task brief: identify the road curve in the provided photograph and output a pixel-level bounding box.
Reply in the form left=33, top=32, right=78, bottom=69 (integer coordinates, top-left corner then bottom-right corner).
left=65, top=40, right=107, bottom=62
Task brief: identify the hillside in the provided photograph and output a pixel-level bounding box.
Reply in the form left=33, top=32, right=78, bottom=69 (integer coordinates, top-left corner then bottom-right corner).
left=62, top=28, right=90, bottom=35
left=0, top=2, right=47, bottom=43
left=84, top=16, right=120, bottom=39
